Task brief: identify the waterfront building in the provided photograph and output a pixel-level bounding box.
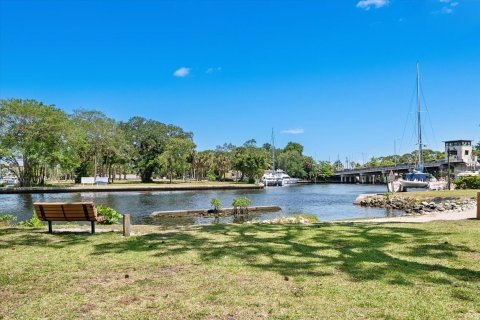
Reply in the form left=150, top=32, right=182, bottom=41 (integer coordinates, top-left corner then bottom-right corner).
left=444, top=140, right=478, bottom=175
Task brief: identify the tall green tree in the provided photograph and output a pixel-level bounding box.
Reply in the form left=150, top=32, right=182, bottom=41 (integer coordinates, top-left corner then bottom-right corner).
left=194, top=150, right=215, bottom=180
left=276, top=150, right=306, bottom=178
left=233, top=144, right=268, bottom=183
left=0, top=99, right=73, bottom=186
left=120, top=117, right=191, bottom=183
left=284, top=142, right=304, bottom=154
left=71, top=109, right=126, bottom=182
left=158, top=137, right=195, bottom=183
left=316, top=161, right=334, bottom=181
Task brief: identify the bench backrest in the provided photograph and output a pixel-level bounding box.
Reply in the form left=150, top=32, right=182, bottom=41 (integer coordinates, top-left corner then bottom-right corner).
left=33, top=202, right=100, bottom=222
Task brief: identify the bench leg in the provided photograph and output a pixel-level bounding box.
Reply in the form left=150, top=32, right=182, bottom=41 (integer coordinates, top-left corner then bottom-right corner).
left=48, top=221, right=52, bottom=234
left=91, top=221, right=95, bottom=234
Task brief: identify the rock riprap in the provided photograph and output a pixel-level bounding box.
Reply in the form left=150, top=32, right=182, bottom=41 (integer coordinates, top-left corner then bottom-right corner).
left=356, top=195, right=476, bottom=215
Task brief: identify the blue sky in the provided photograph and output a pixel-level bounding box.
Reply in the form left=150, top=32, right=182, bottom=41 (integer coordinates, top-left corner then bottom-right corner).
left=1, top=0, right=479, bottom=163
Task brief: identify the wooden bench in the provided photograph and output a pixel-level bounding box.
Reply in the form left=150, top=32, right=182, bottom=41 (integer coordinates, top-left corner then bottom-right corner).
left=33, top=202, right=104, bottom=234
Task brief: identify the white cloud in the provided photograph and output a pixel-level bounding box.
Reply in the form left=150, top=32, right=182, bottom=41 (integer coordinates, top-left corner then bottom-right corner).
left=206, top=67, right=222, bottom=74
left=282, top=128, right=304, bottom=134
left=173, top=67, right=190, bottom=77
left=441, top=6, right=453, bottom=13
left=356, top=0, right=389, bottom=10
left=438, top=0, right=459, bottom=14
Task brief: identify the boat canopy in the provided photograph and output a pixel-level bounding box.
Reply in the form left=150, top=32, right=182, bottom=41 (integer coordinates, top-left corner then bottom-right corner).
left=404, top=172, right=429, bottom=182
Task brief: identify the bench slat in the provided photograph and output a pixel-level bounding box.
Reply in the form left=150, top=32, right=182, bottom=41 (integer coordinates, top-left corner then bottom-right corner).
left=33, top=202, right=101, bottom=222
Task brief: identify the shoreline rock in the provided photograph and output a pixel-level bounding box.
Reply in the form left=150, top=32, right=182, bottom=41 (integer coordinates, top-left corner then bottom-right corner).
left=355, top=194, right=476, bottom=216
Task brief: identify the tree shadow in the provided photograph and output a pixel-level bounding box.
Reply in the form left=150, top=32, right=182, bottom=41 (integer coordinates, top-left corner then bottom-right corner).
left=2, top=223, right=479, bottom=287
left=89, top=223, right=480, bottom=286
left=0, top=227, right=100, bottom=250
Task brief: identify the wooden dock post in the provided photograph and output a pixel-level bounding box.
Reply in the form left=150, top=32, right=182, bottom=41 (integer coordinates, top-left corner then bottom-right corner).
left=477, top=192, right=480, bottom=220
left=123, top=214, right=131, bottom=237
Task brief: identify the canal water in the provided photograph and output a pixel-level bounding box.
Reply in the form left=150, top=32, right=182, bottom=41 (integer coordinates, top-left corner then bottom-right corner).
left=0, top=184, right=403, bottom=225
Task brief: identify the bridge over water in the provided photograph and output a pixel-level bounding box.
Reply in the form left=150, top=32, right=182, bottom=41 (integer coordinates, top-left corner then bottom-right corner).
left=333, top=160, right=448, bottom=184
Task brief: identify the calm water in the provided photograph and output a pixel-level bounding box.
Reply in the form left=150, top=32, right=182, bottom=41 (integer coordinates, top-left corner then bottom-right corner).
left=0, top=184, right=403, bottom=225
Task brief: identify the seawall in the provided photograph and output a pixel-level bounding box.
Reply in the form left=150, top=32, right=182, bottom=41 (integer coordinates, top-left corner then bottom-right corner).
left=0, top=183, right=264, bottom=194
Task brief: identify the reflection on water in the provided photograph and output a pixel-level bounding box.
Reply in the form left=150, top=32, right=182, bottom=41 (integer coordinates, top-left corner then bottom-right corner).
left=0, top=184, right=403, bottom=225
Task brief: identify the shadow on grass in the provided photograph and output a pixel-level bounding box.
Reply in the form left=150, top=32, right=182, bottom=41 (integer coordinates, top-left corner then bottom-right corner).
left=2, top=223, right=480, bottom=286
left=94, top=223, right=480, bottom=285
left=0, top=227, right=100, bottom=250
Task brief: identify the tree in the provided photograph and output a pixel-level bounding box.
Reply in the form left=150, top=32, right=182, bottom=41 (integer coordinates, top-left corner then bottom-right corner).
left=71, top=109, right=126, bottom=182
left=262, top=143, right=272, bottom=151
left=214, top=150, right=232, bottom=181
left=316, top=161, right=334, bottom=180
left=158, top=137, right=195, bottom=183
left=0, top=99, right=73, bottom=187
left=194, top=150, right=214, bottom=180
left=120, top=117, right=191, bottom=183
left=284, top=142, right=303, bottom=154
left=474, top=142, right=480, bottom=157
left=277, top=150, right=306, bottom=178
left=333, top=160, right=344, bottom=172
left=233, top=145, right=268, bottom=183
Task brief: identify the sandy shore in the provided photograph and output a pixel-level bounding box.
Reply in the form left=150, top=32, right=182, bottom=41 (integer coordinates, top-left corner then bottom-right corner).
left=345, top=207, right=477, bottom=223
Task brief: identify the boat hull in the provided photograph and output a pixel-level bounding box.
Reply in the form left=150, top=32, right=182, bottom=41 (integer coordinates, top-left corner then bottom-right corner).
left=398, top=179, right=428, bottom=188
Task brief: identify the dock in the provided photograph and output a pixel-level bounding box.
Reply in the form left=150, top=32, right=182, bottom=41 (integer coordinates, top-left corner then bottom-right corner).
left=151, top=205, right=281, bottom=218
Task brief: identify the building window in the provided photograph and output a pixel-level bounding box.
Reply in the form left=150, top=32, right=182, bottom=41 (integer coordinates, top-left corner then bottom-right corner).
left=448, top=150, right=457, bottom=156
left=465, top=150, right=469, bottom=155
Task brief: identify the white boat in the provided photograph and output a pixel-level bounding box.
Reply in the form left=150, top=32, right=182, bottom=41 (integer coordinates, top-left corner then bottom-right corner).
left=261, top=129, right=298, bottom=187
left=262, top=170, right=284, bottom=186
left=261, top=169, right=299, bottom=186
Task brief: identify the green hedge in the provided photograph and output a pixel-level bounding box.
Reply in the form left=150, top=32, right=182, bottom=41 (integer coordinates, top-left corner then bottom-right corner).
left=453, top=176, right=480, bottom=189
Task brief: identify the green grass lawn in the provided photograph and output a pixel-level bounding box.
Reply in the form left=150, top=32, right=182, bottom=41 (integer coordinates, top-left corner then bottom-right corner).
left=395, top=189, right=480, bottom=199
left=2, top=221, right=480, bottom=319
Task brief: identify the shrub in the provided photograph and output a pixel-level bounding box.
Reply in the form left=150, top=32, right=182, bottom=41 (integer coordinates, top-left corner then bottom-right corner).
left=454, top=176, right=480, bottom=189
left=96, top=205, right=122, bottom=224
left=207, top=173, right=217, bottom=182
left=232, top=197, right=252, bottom=216
left=18, top=211, right=44, bottom=227
left=210, top=198, right=222, bottom=212
left=0, top=213, right=17, bottom=226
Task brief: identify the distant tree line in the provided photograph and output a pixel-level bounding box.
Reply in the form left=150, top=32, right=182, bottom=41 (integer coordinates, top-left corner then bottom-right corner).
left=0, top=99, right=334, bottom=187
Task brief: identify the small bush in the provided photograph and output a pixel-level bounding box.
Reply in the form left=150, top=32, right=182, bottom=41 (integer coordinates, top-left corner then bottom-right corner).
left=207, top=173, right=217, bottom=182
left=210, top=198, right=222, bottom=212
left=18, top=211, right=44, bottom=227
left=0, top=213, right=17, bottom=226
left=232, top=197, right=252, bottom=216
left=96, top=205, right=122, bottom=224
left=454, top=176, right=480, bottom=189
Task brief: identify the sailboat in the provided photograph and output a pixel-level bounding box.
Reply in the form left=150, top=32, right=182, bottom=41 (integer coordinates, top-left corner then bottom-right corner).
left=389, top=62, right=445, bottom=192
left=261, top=129, right=298, bottom=186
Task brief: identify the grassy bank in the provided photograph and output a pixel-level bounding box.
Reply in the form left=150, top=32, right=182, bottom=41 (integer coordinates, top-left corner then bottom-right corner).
left=395, top=189, right=480, bottom=199
left=44, top=180, right=252, bottom=188
left=2, top=222, right=480, bottom=319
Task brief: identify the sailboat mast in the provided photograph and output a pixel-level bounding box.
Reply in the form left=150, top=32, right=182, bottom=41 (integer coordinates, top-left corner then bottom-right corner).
left=271, top=128, right=275, bottom=172
left=416, top=61, right=423, bottom=165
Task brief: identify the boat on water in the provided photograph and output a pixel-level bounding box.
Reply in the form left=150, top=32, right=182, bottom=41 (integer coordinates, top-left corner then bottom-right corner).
left=262, top=169, right=299, bottom=186
left=261, top=130, right=299, bottom=187
left=388, top=62, right=447, bottom=192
